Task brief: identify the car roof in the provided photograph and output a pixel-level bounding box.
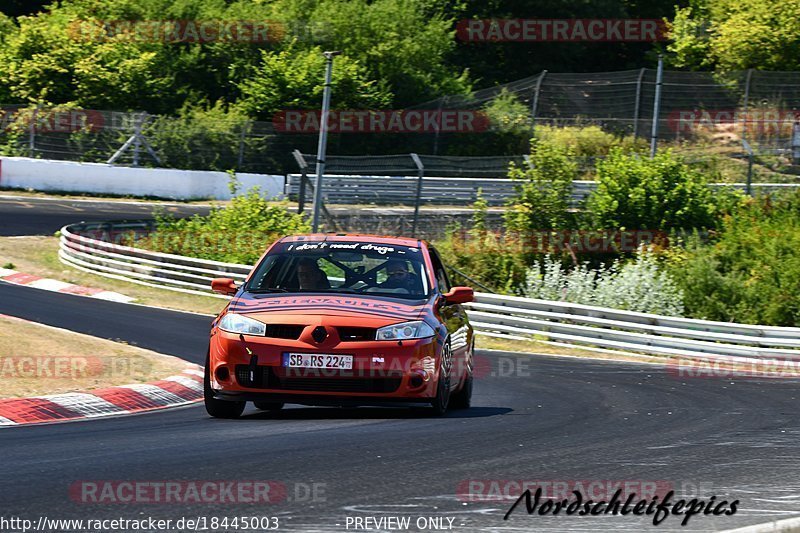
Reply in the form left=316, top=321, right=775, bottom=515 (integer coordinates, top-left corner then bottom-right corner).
left=279, top=234, right=427, bottom=248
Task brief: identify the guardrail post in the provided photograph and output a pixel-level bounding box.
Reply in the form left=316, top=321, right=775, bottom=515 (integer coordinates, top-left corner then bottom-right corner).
left=410, top=153, right=424, bottom=237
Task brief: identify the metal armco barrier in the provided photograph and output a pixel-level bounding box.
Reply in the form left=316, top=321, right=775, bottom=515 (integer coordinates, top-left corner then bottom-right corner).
left=286, top=174, right=800, bottom=207
left=59, top=221, right=800, bottom=360
left=59, top=221, right=250, bottom=298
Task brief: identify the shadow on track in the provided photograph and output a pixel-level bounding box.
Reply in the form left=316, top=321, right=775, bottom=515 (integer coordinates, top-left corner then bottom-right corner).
left=230, top=405, right=513, bottom=421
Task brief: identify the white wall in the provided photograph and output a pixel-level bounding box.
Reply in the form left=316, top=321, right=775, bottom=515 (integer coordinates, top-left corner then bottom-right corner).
left=0, top=157, right=284, bottom=200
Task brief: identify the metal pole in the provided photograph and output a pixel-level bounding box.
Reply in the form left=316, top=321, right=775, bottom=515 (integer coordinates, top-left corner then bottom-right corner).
left=29, top=105, right=39, bottom=157
left=632, top=67, right=646, bottom=138
left=531, top=70, right=547, bottom=136
left=311, top=51, right=340, bottom=233
left=743, top=139, right=754, bottom=196
left=133, top=112, right=144, bottom=167
left=649, top=56, right=664, bottom=158
left=410, top=153, right=424, bottom=237
left=432, top=96, right=446, bottom=156
left=741, top=68, right=754, bottom=142
left=237, top=120, right=248, bottom=169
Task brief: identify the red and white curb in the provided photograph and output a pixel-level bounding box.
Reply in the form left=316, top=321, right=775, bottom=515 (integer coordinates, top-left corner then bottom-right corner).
left=0, top=365, right=204, bottom=427
left=0, top=267, right=135, bottom=303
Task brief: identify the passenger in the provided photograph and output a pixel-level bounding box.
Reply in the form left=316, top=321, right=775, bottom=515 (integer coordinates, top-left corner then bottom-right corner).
left=379, top=259, right=421, bottom=293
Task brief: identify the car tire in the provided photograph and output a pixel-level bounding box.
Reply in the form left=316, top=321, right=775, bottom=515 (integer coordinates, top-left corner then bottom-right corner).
left=430, top=342, right=452, bottom=416
left=450, top=345, right=473, bottom=410
left=253, top=401, right=284, bottom=411
left=450, top=373, right=472, bottom=409
left=204, top=352, right=245, bottom=419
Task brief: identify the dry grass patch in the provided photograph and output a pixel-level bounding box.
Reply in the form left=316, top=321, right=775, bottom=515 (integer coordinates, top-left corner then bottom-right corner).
left=0, top=315, right=189, bottom=398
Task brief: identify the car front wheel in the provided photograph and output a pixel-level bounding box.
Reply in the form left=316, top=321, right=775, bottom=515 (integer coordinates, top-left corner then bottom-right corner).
left=430, top=342, right=452, bottom=416
left=204, top=352, right=245, bottom=419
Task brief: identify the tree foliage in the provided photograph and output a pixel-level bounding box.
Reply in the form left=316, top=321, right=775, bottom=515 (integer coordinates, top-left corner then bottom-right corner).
left=667, top=0, right=800, bottom=70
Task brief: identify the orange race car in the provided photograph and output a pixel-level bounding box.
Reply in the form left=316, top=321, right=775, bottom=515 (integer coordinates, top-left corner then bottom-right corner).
left=204, top=234, right=475, bottom=418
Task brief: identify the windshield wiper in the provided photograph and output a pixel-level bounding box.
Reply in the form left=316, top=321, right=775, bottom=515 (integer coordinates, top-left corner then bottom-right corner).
left=246, top=287, right=288, bottom=293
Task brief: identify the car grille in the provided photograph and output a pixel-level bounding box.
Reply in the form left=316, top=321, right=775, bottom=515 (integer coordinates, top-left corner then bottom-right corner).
left=263, top=324, right=305, bottom=340
left=235, top=365, right=402, bottom=393
left=336, top=327, right=376, bottom=341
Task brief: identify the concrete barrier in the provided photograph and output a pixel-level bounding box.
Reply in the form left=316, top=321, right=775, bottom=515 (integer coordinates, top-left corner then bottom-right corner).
left=0, top=156, right=284, bottom=200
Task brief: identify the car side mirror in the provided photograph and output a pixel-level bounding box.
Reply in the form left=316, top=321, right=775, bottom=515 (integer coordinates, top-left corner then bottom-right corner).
left=443, top=286, right=474, bottom=304
left=211, top=278, right=238, bottom=296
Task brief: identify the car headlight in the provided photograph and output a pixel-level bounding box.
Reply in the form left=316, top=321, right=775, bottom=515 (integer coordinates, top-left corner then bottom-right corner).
left=219, top=313, right=266, bottom=336
left=376, top=321, right=435, bottom=341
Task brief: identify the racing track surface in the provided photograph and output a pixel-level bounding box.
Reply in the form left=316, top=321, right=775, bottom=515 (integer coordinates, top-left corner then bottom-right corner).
left=0, top=196, right=210, bottom=236
left=3, top=281, right=800, bottom=532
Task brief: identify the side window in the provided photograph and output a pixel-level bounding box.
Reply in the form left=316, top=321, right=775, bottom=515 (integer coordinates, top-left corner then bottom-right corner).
left=428, top=248, right=451, bottom=293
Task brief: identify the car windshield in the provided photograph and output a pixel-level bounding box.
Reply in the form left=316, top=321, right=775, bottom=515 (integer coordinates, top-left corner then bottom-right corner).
left=245, top=240, right=430, bottom=300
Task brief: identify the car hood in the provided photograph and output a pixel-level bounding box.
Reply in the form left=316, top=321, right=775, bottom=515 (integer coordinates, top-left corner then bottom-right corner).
left=228, top=292, right=431, bottom=324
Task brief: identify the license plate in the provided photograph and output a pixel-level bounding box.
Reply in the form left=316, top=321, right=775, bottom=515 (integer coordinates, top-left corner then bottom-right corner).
left=283, top=353, right=353, bottom=370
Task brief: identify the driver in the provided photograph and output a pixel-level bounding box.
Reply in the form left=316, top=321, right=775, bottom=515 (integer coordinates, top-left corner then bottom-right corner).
left=379, top=259, right=420, bottom=293
left=297, top=258, right=330, bottom=290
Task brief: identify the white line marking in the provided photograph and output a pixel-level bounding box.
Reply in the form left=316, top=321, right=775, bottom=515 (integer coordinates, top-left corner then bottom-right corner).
left=91, top=291, right=135, bottom=303
left=27, top=278, right=74, bottom=291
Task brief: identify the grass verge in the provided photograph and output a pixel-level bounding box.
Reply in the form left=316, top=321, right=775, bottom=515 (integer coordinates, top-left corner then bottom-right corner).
left=0, top=315, right=189, bottom=398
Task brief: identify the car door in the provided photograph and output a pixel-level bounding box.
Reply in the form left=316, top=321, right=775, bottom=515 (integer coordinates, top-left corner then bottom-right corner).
left=429, top=247, right=471, bottom=389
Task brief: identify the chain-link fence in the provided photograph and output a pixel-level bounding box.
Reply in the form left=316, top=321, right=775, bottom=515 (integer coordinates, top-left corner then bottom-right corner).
left=2, top=68, right=800, bottom=178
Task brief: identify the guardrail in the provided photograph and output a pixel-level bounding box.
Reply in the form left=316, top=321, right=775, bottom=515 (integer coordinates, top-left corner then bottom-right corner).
left=59, top=221, right=800, bottom=361
left=286, top=174, right=800, bottom=207
left=59, top=221, right=251, bottom=298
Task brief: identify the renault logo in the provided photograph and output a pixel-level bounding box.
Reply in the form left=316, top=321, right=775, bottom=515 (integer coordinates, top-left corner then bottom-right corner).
left=312, top=326, right=328, bottom=343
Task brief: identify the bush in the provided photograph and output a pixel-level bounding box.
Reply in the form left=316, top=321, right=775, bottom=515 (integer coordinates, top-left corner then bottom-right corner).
left=586, top=149, right=738, bottom=231
left=504, top=138, right=578, bottom=233
left=665, top=192, right=800, bottom=325
left=436, top=226, right=530, bottom=295
left=136, top=188, right=310, bottom=264
left=534, top=125, right=646, bottom=158
left=525, top=248, right=685, bottom=316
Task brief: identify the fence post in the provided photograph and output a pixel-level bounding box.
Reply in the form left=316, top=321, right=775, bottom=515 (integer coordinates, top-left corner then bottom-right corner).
left=237, top=120, right=249, bottom=169
left=28, top=105, right=39, bottom=157
left=649, top=55, right=664, bottom=158
left=531, top=70, right=547, bottom=136
left=133, top=112, right=144, bottom=167
left=291, top=149, right=309, bottom=214
left=432, top=96, right=446, bottom=156
left=741, top=68, right=754, bottom=142
left=743, top=139, right=754, bottom=196
left=410, top=153, right=424, bottom=237
left=632, top=68, right=646, bottom=138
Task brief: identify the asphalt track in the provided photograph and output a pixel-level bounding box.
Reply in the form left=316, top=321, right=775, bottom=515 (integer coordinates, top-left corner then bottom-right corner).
left=3, top=282, right=800, bottom=532
left=0, top=195, right=210, bottom=236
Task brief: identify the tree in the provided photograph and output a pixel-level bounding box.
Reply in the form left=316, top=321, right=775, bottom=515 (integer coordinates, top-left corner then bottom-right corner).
left=667, top=0, right=800, bottom=71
